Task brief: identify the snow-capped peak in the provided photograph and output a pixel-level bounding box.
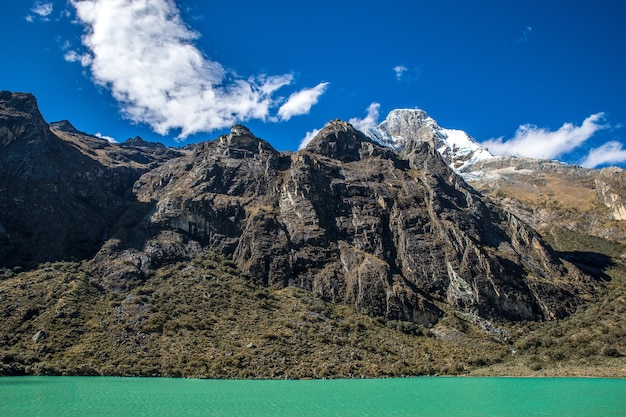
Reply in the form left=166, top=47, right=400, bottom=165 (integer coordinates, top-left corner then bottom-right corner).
left=362, top=109, right=493, bottom=173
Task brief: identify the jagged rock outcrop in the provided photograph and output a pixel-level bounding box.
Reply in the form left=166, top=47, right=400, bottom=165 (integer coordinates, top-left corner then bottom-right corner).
left=0, top=91, right=599, bottom=325
left=363, top=109, right=493, bottom=172
left=0, top=91, right=180, bottom=267
left=131, top=120, right=594, bottom=323
left=0, top=91, right=51, bottom=148
left=363, top=108, right=626, bottom=244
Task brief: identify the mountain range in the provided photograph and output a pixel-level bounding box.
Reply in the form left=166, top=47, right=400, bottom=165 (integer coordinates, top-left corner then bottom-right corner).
left=365, top=107, right=626, bottom=243
left=1, top=90, right=624, bottom=378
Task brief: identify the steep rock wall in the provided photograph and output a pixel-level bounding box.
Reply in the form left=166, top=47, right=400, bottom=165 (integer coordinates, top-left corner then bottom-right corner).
left=132, top=122, right=594, bottom=323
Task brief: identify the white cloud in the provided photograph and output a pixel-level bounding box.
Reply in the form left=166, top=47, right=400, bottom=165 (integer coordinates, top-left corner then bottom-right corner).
left=67, top=0, right=326, bottom=139
left=298, top=128, right=321, bottom=150
left=33, top=2, right=53, bottom=16
left=393, top=65, right=407, bottom=81
left=393, top=65, right=420, bottom=82
left=26, top=1, right=53, bottom=22
left=580, top=141, right=626, bottom=168
left=277, top=82, right=329, bottom=121
left=63, top=50, right=93, bottom=67
left=348, top=102, right=380, bottom=132
left=481, top=113, right=608, bottom=160
left=95, top=132, right=117, bottom=143
left=517, top=26, right=533, bottom=43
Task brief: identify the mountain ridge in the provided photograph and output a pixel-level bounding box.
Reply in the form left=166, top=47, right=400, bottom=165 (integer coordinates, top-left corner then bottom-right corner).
left=363, top=107, right=626, bottom=244
left=362, top=108, right=494, bottom=173
left=1, top=90, right=623, bottom=378
left=0, top=91, right=596, bottom=323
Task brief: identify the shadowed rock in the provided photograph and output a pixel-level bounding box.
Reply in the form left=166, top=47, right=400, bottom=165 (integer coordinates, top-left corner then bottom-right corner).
left=132, top=120, right=595, bottom=323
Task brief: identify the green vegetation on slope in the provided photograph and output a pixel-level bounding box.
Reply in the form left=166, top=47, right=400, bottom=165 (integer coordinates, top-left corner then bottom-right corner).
left=472, top=227, right=626, bottom=376
left=1, top=238, right=624, bottom=378
left=1, top=252, right=506, bottom=378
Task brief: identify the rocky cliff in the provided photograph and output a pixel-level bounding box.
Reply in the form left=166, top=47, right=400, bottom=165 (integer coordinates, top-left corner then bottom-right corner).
left=0, top=91, right=182, bottom=267
left=126, top=120, right=593, bottom=323
left=363, top=108, right=626, bottom=245
left=1, top=91, right=624, bottom=378
left=0, top=91, right=597, bottom=325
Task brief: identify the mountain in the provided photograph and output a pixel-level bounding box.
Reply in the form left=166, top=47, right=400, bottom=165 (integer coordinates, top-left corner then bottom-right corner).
left=0, top=91, right=183, bottom=268
left=363, top=109, right=493, bottom=172
left=364, top=108, right=626, bottom=245
left=125, top=120, right=593, bottom=323
left=0, top=91, right=623, bottom=378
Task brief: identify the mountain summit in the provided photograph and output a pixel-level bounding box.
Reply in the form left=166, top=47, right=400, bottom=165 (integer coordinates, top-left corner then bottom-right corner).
left=362, top=108, right=626, bottom=245
left=363, top=109, right=494, bottom=173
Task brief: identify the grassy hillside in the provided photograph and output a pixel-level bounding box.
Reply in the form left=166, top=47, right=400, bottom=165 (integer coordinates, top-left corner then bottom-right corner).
left=471, top=227, right=626, bottom=376
left=1, top=243, right=624, bottom=379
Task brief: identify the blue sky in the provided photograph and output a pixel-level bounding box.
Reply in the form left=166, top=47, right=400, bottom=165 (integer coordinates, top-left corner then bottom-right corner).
left=2, top=1, right=625, bottom=168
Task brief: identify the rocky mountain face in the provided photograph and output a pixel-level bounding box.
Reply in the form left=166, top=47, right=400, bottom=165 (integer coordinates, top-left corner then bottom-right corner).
left=0, top=91, right=599, bottom=327
left=363, top=109, right=493, bottom=172
left=0, top=91, right=182, bottom=268
left=466, top=158, right=626, bottom=245
left=3, top=91, right=626, bottom=378
left=595, top=167, right=626, bottom=221
left=126, top=120, right=595, bottom=323
left=365, top=108, right=626, bottom=245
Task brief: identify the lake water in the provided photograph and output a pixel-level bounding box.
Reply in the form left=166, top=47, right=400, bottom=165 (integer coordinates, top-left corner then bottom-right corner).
left=0, top=376, right=624, bottom=416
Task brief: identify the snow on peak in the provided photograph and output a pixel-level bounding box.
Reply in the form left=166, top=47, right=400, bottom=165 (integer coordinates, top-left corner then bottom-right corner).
left=362, top=108, right=493, bottom=173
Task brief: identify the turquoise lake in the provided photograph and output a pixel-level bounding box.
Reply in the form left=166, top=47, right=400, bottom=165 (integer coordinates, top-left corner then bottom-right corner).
left=0, top=376, right=624, bottom=416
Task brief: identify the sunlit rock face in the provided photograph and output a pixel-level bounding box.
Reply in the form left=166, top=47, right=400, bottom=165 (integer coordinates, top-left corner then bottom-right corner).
left=134, top=119, right=594, bottom=324
left=0, top=91, right=597, bottom=325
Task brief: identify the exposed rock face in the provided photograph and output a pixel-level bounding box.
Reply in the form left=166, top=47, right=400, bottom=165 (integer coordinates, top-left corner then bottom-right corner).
left=0, top=92, right=598, bottom=326
left=466, top=157, right=626, bottom=243
left=363, top=108, right=626, bottom=244
left=133, top=120, right=593, bottom=323
left=0, top=91, right=180, bottom=267
left=595, top=167, right=626, bottom=221
left=0, top=91, right=51, bottom=148
left=363, top=109, right=493, bottom=172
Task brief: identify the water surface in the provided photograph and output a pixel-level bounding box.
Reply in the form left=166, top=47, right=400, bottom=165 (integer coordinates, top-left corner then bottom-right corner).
left=1, top=376, right=624, bottom=416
